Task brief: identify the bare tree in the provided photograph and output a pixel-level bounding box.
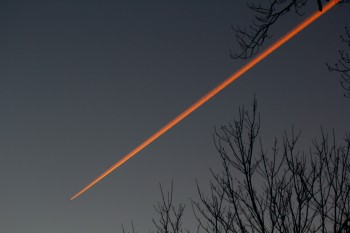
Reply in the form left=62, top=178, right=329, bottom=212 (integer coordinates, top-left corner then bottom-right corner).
left=328, top=27, right=350, bottom=98
left=124, top=100, right=349, bottom=233
left=232, top=0, right=307, bottom=59
left=152, top=181, right=188, bottom=233
left=192, top=98, right=350, bottom=233
left=231, top=0, right=349, bottom=60
left=121, top=181, right=188, bottom=233
left=121, top=221, right=137, bottom=233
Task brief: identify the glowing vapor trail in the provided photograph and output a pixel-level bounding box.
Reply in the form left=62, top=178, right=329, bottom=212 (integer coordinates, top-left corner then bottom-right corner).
left=70, top=0, right=339, bottom=202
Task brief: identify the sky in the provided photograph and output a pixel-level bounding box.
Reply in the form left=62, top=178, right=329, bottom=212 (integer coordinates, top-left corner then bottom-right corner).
left=0, top=1, right=349, bottom=232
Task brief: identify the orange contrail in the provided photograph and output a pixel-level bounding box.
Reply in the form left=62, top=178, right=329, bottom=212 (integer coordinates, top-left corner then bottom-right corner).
left=69, top=0, right=339, bottom=201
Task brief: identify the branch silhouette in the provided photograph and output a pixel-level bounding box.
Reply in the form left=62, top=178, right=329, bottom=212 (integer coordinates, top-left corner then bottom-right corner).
left=231, top=0, right=349, bottom=60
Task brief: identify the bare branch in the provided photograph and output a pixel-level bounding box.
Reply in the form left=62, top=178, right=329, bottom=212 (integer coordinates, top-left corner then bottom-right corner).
left=328, top=27, right=350, bottom=98
left=232, top=0, right=349, bottom=60
left=194, top=97, right=350, bottom=233
left=152, top=181, right=187, bottom=233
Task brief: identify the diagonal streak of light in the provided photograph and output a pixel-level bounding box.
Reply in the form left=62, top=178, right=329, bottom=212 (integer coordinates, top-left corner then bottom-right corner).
left=70, top=0, right=339, bottom=202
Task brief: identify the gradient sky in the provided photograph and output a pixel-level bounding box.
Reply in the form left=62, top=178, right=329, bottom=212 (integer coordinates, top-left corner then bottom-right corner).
left=0, top=1, right=349, bottom=232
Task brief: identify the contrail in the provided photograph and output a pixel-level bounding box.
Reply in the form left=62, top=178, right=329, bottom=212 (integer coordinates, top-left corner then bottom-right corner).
left=69, top=0, right=339, bottom=202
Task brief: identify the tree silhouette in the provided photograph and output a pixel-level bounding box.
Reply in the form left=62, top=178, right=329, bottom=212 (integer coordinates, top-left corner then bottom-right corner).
left=125, top=98, right=350, bottom=233
left=122, top=181, right=189, bottom=233
left=152, top=181, right=187, bottom=233
left=192, top=98, right=350, bottom=233
left=328, top=27, right=350, bottom=98
left=231, top=0, right=350, bottom=60
left=231, top=0, right=350, bottom=100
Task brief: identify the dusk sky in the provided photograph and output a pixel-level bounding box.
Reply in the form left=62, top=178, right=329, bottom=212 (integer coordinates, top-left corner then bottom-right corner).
left=0, top=1, right=349, bottom=232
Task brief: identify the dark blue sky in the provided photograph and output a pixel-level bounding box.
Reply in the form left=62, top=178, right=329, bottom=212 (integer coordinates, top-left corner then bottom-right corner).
left=0, top=1, right=349, bottom=232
